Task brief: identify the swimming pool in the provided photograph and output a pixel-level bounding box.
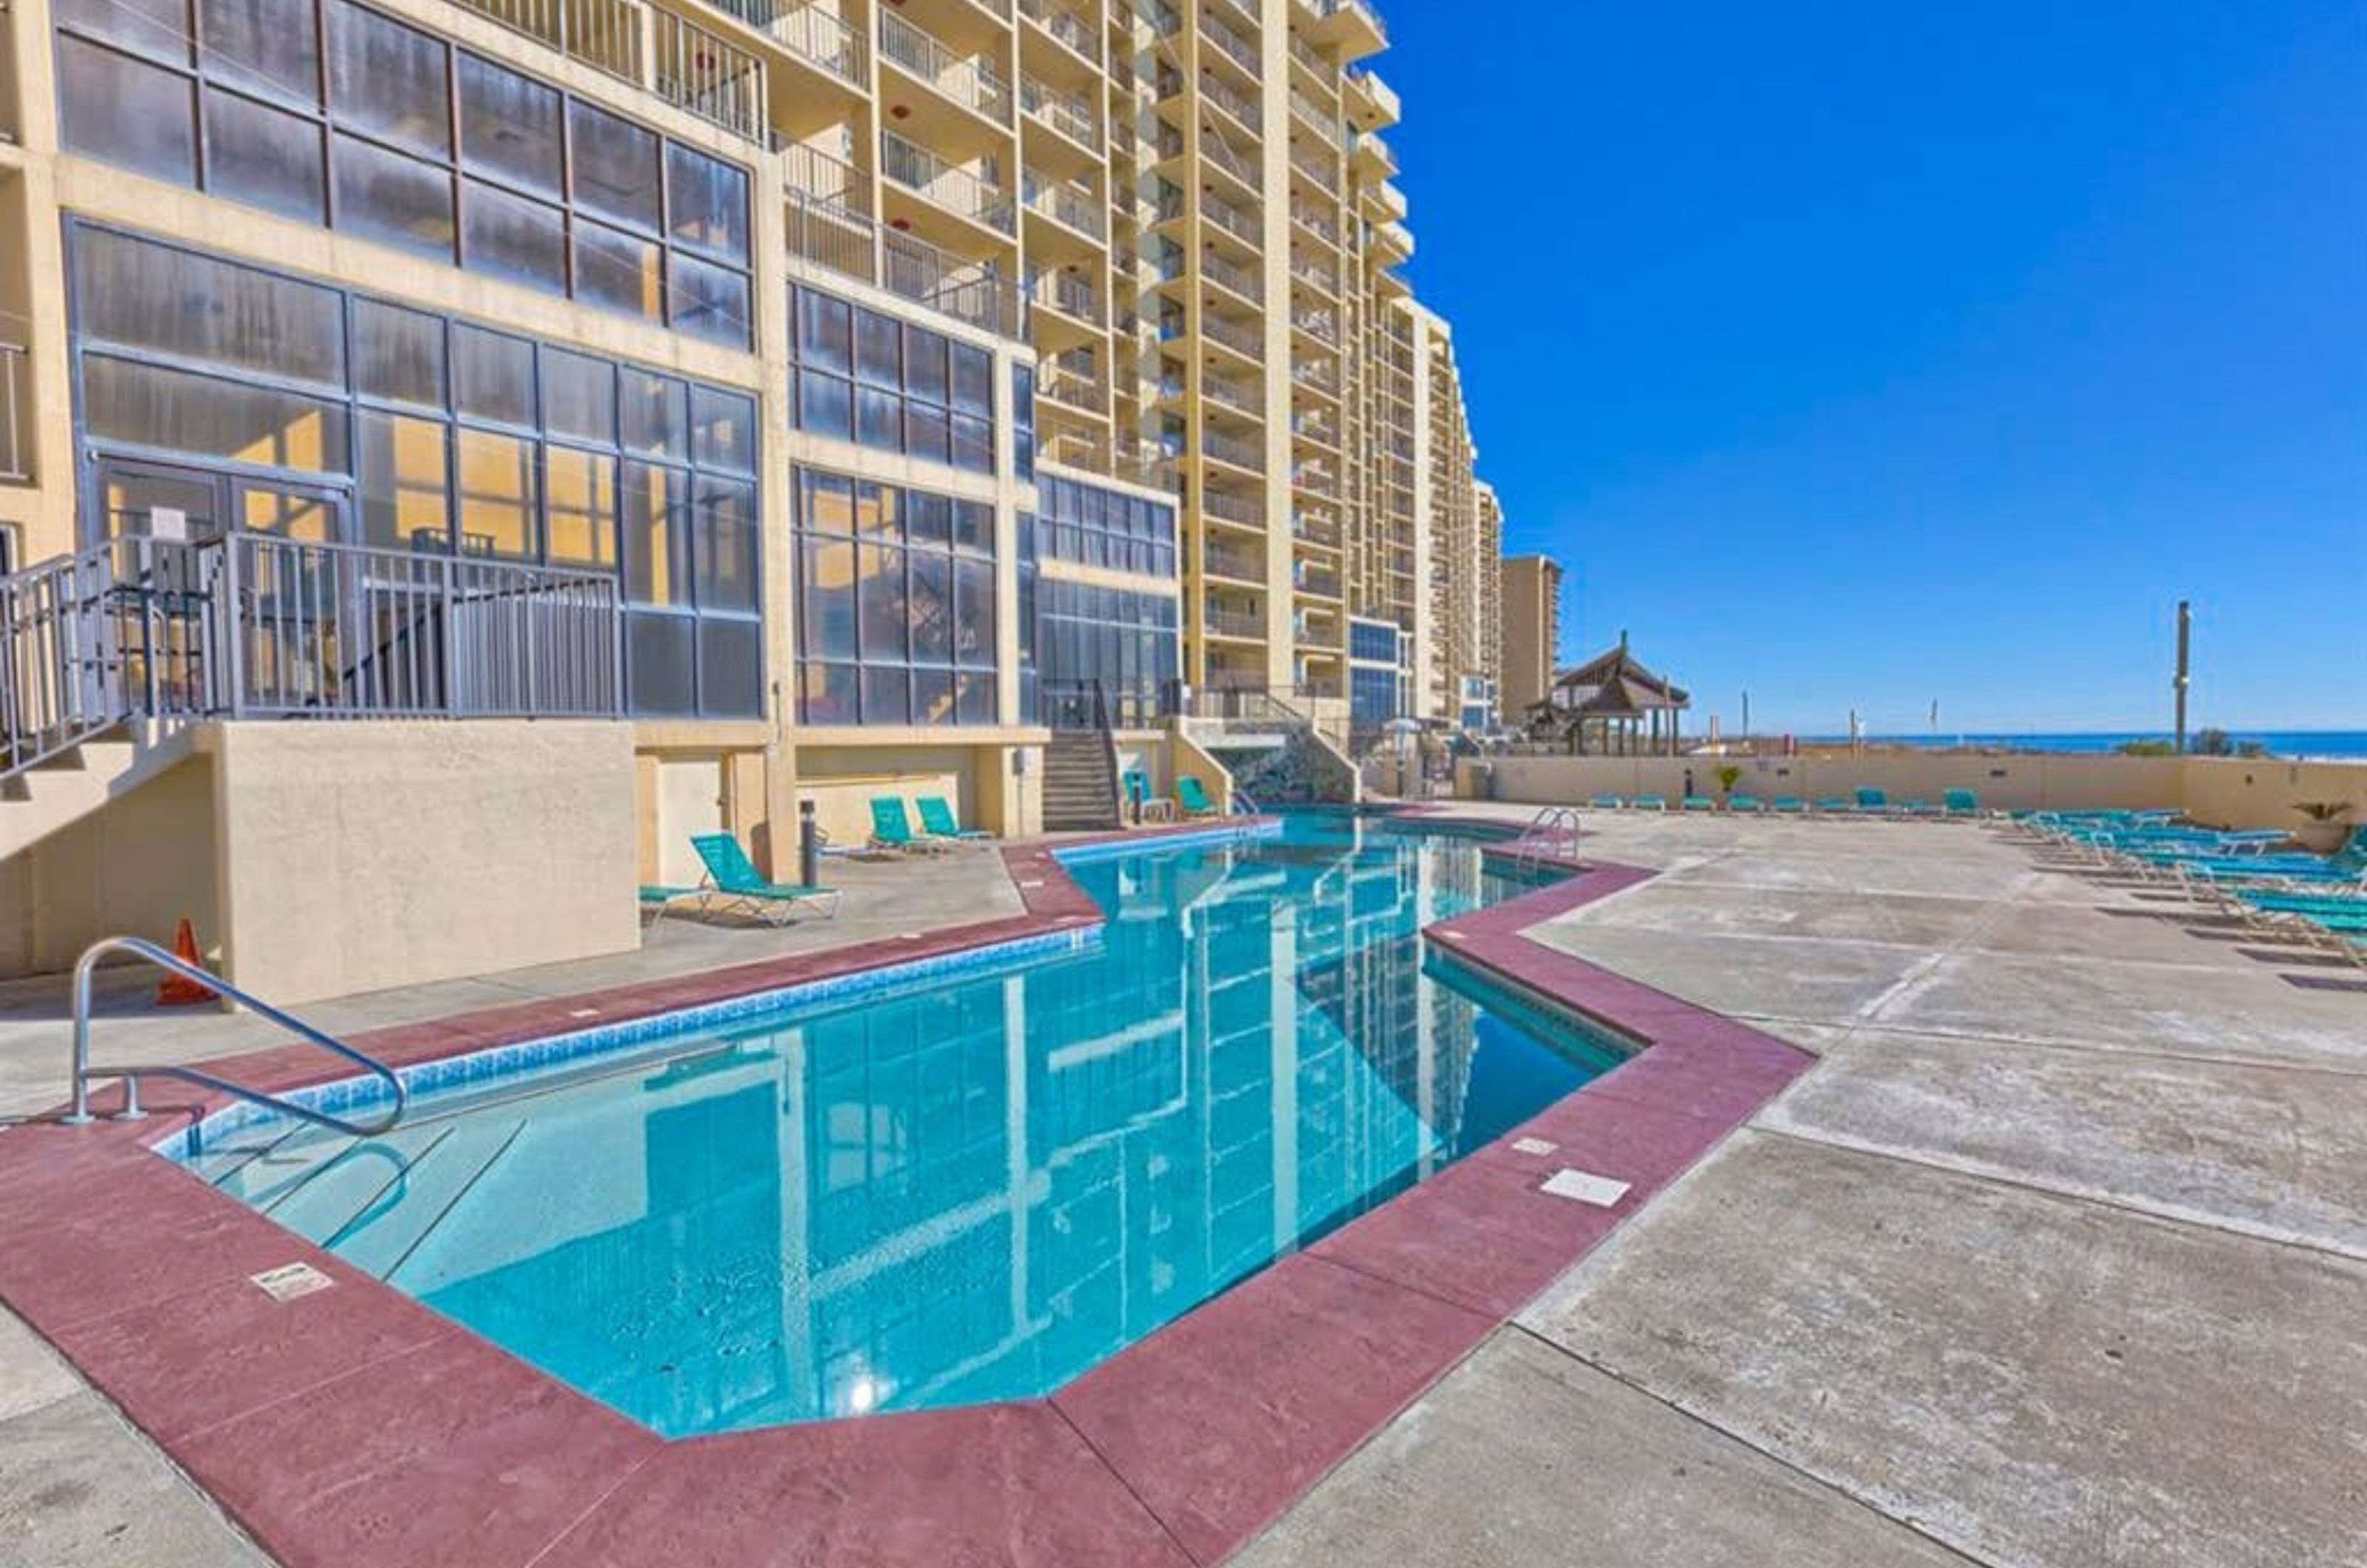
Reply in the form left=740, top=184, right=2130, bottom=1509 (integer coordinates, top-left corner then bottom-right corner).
left=178, top=816, right=1627, bottom=1436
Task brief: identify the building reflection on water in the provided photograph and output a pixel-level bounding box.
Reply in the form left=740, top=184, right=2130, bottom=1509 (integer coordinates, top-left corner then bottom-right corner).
left=405, top=822, right=1608, bottom=1436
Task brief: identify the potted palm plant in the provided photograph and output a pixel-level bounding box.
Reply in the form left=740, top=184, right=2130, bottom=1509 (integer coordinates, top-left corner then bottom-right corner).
left=2290, top=801, right=2355, bottom=855
left=1715, top=764, right=1744, bottom=808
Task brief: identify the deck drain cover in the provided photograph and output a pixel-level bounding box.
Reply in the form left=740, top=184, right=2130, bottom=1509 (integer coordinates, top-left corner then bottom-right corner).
left=251, top=1263, right=335, bottom=1303
left=1540, top=1168, right=1632, bottom=1208
left=1510, top=1137, right=1559, bottom=1156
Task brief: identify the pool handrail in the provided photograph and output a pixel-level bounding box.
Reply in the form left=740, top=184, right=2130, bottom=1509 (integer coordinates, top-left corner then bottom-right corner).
left=67, top=935, right=408, bottom=1135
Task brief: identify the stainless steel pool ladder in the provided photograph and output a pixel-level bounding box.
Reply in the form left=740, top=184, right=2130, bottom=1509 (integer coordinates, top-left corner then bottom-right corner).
left=1514, top=807, right=1584, bottom=873
left=65, top=936, right=408, bottom=1135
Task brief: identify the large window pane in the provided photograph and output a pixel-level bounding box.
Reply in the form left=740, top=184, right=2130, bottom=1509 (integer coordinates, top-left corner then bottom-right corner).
left=574, top=220, right=662, bottom=320
left=454, top=427, right=539, bottom=558
left=694, top=478, right=758, bottom=613
left=569, top=101, right=660, bottom=231
left=797, top=371, right=851, bottom=440
left=698, top=619, right=762, bottom=717
left=950, top=413, right=993, bottom=476
left=357, top=410, right=450, bottom=551
left=57, top=0, right=192, bottom=64
left=857, top=543, right=905, bottom=660
left=621, top=371, right=687, bottom=459
left=912, top=667, right=954, bottom=726
left=800, top=660, right=857, bottom=725
left=458, top=55, right=562, bottom=197
left=205, top=88, right=327, bottom=222
left=953, top=556, right=995, bottom=669
left=545, top=446, right=617, bottom=569
left=855, top=386, right=899, bottom=453
left=627, top=612, right=697, bottom=715
left=74, top=229, right=343, bottom=388
left=452, top=325, right=534, bottom=426
left=860, top=666, right=909, bottom=726
left=83, top=356, right=348, bottom=473
left=328, top=1, right=450, bottom=156
left=903, top=326, right=948, bottom=405
left=666, top=144, right=749, bottom=262
left=461, top=180, right=566, bottom=294
left=797, top=288, right=851, bottom=373
left=539, top=348, right=615, bottom=445
left=854, top=309, right=900, bottom=388
left=332, top=133, right=456, bottom=263
left=909, top=552, right=952, bottom=664
left=354, top=298, right=445, bottom=408
left=57, top=39, right=196, bottom=186
left=201, top=0, right=317, bottom=104
left=950, top=342, right=993, bottom=417
left=690, top=388, right=757, bottom=474
left=666, top=255, right=749, bottom=348
left=799, top=538, right=855, bottom=659
left=621, top=462, right=690, bottom=606
left=904, top=402, right=950, bottom=466
left=801, top=470, right=856, bottom=535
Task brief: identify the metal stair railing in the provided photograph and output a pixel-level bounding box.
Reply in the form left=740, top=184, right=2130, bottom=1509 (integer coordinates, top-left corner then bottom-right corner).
left=1513, top=806, right=1583, bottom=874
left=67, top=936, right=408, bottom=1134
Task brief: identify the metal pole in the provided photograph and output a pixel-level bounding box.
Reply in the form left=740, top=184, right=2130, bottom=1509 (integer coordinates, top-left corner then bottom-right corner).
left=2173, top=600, right=2191, bottom=752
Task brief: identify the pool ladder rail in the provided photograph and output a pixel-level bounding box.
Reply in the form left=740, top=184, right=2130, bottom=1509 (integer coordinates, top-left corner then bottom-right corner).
left=1512, top=807, right=1584, bottom=874
left=65, top=935, right=407, bottom=1137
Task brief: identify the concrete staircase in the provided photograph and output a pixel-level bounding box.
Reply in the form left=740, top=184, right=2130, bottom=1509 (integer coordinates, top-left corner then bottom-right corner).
left=1043, top=729, right=1121, bottom=832
left=0, top=725, right=193, bottom=864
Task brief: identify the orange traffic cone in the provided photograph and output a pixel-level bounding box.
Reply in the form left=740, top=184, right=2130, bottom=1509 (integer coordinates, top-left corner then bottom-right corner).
left=155, top=919, right=217, bottom=1007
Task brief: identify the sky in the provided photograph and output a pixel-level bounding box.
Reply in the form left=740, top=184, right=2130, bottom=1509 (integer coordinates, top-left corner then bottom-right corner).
left=1384, top=1, right=2366, bottom=736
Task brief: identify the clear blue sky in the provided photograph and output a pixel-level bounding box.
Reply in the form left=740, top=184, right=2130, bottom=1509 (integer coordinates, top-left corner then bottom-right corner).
left=1387, top=1, right=2366, bottom=735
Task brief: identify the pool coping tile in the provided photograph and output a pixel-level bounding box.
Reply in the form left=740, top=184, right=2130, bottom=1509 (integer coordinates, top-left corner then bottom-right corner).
left=0, top=817, right=1813, bottom=1568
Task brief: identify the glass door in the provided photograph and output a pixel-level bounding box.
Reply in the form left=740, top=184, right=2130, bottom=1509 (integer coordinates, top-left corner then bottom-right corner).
left=228, top=478, right=356, bottom=714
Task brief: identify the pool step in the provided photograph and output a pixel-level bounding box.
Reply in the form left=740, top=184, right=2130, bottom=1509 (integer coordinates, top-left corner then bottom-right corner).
left=344, top=1117, right=528, bottom=1284
left=211, top=1126, right=373, bottom=1212
left=259, top=1122, right=453, bottom=1246
left=180, top=1121, right=305, bottom=1186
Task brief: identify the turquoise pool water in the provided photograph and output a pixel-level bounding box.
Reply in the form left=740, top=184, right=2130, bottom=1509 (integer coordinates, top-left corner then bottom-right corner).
left=192, top=817, right=1625, bottom=1436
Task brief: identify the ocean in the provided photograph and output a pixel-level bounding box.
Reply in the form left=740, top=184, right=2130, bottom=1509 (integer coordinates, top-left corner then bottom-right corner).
left=1793, top=731, right=2367, bottom=761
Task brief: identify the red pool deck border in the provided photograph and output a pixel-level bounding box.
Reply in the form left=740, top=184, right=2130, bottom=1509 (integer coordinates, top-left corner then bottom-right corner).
left=0, top=820, right=1812, bottom=1568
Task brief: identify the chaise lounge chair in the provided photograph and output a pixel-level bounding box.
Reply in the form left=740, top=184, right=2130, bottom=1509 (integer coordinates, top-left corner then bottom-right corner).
left=1771, top=797, right=1809, bottom=814
left=1175, top=777, right=1224, bottom=818
left=1854, top=788, right=1891, bottom=814
left=1729, top=794, right=1764, bottom=813
left=1589, top=794, right=1626, bottom=810
left=686, top=834, right=843, bottom=925
left=916, top=796, right=993, bottom=846
left=1632, top=794, right=1669, bottom=811
left=871, top=797, right=954, bottom=855
left=1944, top=788, right=1982, bottom=817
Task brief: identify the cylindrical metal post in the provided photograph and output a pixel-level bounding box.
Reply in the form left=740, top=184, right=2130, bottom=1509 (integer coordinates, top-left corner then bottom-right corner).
left=800, top=800, right=822, bottom=888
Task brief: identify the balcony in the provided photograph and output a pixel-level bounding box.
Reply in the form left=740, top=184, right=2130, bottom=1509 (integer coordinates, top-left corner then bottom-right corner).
left=783, top=143, right=880, bottom=283
left=1202, top=488, right=1265, bottom=528
left=1039, top=362, right=1112, bottom=415
left=1202, top=191, right=1263, bottom=251
left=1289, top=305, right=1337, bottom=345
left=1291, top=464, right=1340, bottom=501
left=1020, top=72, right=1101, bottom=150
left=1204, top=547, right=1265, bottom=584
left=1374, top=218, right=1414, bottom=263
left=881, top=131, right=1016, bottom=234
left=879, top=10, right=1012, bottom=124
left=1198, top=249, right=1265, bottom=305
left=882, top=226, right=1026, bottom=336
left=1289, top=250, right=1338, bottom=294
left=1289, top=85, right=1340, bottom=147
left=1201, top=13, right=1262, bottom=79
left=1306, top=0, right=1386, bottom=60
left=448, top=0, right=769, bottom=141
left=1198, top=72, right=1264, bottom=136
left=1023, top=169, right=1107, bottom=240
left=1, top=342, right=27, bottom=483
left=1039, top=429, right=1179, bottom=491
left=1201, top=429, right=1266, bottom=473
left=1289, top=198, right=1339, bottom=249
left=1200, top=311, right=1263, bottom=362
left=1202, top=371, right=1263, bottom=418
left=1199, top=129, right=1261, bottom=192
left=709, top=0, right=868, bottom=88
left=1018, top=0, right=1101, bottom=65
left=1343, top=68, right=1401, bottom=129
left=1026, top=264, right=1104, bottom=325
left=1351, top=129, right=1395, bottom=178
left=1203, top=601, right=1266, bottom=641
left=1292, top=515, right=1343, bottom=550
left=1288, top=142, right=1337, bottom=193
left=1295, top=565, right=1343, bottom=599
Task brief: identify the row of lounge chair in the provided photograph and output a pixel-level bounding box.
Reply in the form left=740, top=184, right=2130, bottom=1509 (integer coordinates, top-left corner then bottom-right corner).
left=1589, top=788, right=1988, bottom=818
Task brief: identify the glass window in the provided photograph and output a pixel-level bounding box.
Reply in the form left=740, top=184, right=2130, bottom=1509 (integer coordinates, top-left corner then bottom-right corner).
left=853, top=481, right=896, bottom=537
left=354, top=299, right=445, bottom=408
left=802, top=470, right=856, bottom=534
left=950, top=342, right=993, bottom=417
left=454, top=427, right=539, bottom=558
left=544, top=446, right=617, bottom=570
left=800, top=661, right=858, bottom=725
left=57, top=39, right=196, bottom=186
left=462, top=180, right=567, bottom=294
left=950, top=413, right=993, bottom=476
left=452, top=325, right=534, bottom=426
left=201, top=0, right=319, bottom=104
left=953, top=499, right=993, bottom=553
left=333, top=133, right=456, bottom=263
left=356, top=409, right=450, bottom=551
left=690, top=388, right=757, bottom=473
left=458, top=55, right=562, bottom=197
left=857, top=543, right=905, bottom=661
left=904, top=325, right=948, bottom=405
left=905, top=491, right=950, bottom=546
left=203, top=89, right=327, bottom=224
left=328, top=0, right=450, bottom=157
left=666, top=144, right=749, bottom=261
left=909, top=552, right=952, bottom=664
left=539, top=348, right=615, bottom=445
left=75, top=229, right=344, bottom=388
left=666, top=254, right=750, bottom=348
left=569, top=100, right=660, bottom=231
left=797, top=289, right=852, bottom=373
left=627, top=612, right=697, bottom=715
left=799, top=371, right=851, bottom=440
left=573, top=220, right=662, bottom=320
left=82, top=355, right=348, bottom=473
left=699, top=620, right=763, bottom=717
left=954, top=557, right=995, bottom=669
left=694, top=477, right=757, bottom=612
left=621, top=462, right=690, bottom=606
left=58, top=0, right=192, bottom=64
left=621, top=371, right=687, bottom=459
left=904, top=402, right=950, bottom=466
left=854, top=310, right=900, bottom=388
left=860, top=666, right=909, bottom=726
left=800, top=538, right=856, bottom=659
left=856, top=386, right=900, bottom=452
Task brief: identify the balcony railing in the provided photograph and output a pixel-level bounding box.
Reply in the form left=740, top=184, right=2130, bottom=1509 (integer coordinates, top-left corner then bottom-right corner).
left=1203, top=602, right=1266, bottom=639
left=1026, top=265, right=1104, bottom=325
left=1292, top=516, right=1343, bottom=550
left=1288, top=143, right=1337, bottom=192
left=882, top=131, right=1016, bottom=233
left=1289, top=251, right=1338, bottom=293
left=1200, top=129, right=1260, bottom=189
left=1203, top=192, right=1263, bottom=249
left=448, top=0, right=641, bottom=86
left=1201, top=312, right=1262, bottom=360
left=1039, top=362, right=1112, bottom=414
left=1290, top=305, right=1337, bottom=345
left=1200, top=249, right=1264, bottom=304
left=1289, top=198, right=1339, bottom=247
left=1295, top=567, right=1343, bottom=598
left=1203, top=371, right=1263, bottom=416
left=1199, top=72, right=1263, bottom=135
left=1018, top=0, right=1101, bottom=63
left=652, top=9, right=769, bottom=140
left=882, top=228, right=1026, bottom=336
left=1023, top=169, right=1107, bottom=239
left=879, top=10, right=1011, bottom=121
left=1201, top=429, right=1266, bottom=473
left=785, top=189, right=879, bottom=283
left=1202, top=488, right=1263, bottom=527
left=1202, top=13, right=1260, bottom=76
left=704, top=0, right=868, bottom=85
left=1021, top=73, right=1101, bottom=149
left=1292, top=465, right=1340, bottom=500
left=1204, top=547, right=1264, bottom=582
left=1039, top=429, right=1180, bottom=492
left=1, top=343, right=27, bottom=484
left=1289, top=84, right=1340, bottom=146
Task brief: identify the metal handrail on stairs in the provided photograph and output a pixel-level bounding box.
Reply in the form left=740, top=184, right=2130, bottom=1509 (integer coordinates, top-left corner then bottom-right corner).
left=1512, top=807, right=1583, bottom=874
left=67, top=936, right=408, bottom=1134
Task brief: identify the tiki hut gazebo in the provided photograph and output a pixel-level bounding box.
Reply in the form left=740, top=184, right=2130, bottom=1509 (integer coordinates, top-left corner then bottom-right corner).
left=1526, top=636, right=1691, bottom=756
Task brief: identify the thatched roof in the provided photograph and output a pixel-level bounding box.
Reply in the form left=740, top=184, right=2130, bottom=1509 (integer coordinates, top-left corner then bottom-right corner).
left=1529, top=643, right=1690, bottom=719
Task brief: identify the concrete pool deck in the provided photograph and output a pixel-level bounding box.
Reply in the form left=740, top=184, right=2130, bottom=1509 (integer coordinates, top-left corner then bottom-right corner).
left=3, top=811, right=2363, bottom=1566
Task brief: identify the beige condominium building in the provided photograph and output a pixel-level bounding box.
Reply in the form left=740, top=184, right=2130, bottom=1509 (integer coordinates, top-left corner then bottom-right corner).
left=1500, top=551, right=1563, bottom=721
left=0, top=0, right=1493, bottom=998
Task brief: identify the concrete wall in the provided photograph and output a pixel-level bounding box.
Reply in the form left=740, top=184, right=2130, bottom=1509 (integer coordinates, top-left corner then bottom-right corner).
left=2181, top=757, right=2367, bottom=833
left=794, top=740, right=1048, bottom=847
left=211, top=721, right=638, bottom=1003
left=0, top=754, right=219, bottom=977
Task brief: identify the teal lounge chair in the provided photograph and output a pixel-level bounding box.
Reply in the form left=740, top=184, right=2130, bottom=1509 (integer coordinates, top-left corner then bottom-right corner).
left=1854, top=787, right=1890, bottom=814
left=1771, top=797, right=1809, bottom=814
left=916, top=795, right=993, bottom=845
left=871, top=797, right=952, bottom=855
left=1589, top=794, right=1625, bottom=810
left=687, top=834, right=843, bottom=925
left=1682, top=795, right=1716, bottom=812
left=1729, top=794, right=1763, bottom=813
left=640, top=885, right=703, bottom=925
left=1944, top=788, right=1981, bottom=817
left=1175, top=777, right=1223, bottom=818
left=1813, top=797, right=1852, bottom=814
left=1632, top=794, right=1668, bottom=811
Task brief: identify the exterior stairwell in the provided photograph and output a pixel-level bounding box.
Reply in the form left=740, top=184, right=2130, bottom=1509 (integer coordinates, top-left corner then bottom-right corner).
left=1041, top=681, right=1123, bottom=832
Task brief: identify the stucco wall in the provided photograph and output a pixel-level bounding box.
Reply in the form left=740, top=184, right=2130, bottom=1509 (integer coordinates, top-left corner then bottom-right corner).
left=0, top=754, right=219, bottom=978
left=1462, top=753, right=2190, bottom=814
left=211, top=721, right=638, bottom=1003
left=2181, top=757, right=2367, bottom=833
